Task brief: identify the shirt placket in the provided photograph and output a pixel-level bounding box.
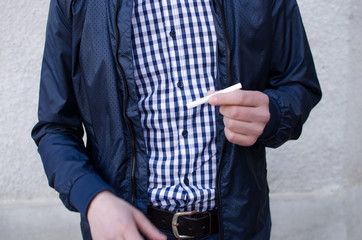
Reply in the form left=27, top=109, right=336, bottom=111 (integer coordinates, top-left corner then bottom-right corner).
left=166, top=0, right=192, bottom=206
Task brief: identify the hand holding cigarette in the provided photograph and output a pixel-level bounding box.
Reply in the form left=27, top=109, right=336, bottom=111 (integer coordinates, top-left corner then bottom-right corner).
left=207, top=86, right=271, bottom=147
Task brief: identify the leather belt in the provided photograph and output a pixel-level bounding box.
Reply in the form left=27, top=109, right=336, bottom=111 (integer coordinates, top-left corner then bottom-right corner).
left=147, top=206, right=219, bottom=239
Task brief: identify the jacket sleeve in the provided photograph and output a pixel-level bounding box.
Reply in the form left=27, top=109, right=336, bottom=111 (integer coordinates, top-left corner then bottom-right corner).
left=258, top=0, right=322, bottom=148
left=31, top=0, right=114, bottom=217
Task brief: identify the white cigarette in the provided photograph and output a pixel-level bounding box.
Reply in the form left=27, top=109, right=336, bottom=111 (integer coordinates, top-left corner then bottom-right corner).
left=186, top=83, right=242, bottom=109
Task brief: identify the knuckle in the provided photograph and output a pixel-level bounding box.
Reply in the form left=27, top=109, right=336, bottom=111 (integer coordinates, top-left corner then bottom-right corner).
left=237, top=94, right=243, bottom=104
left=259, top=109, right=270, bottom=123
left=229, top=107, right=240, bottom=118
left=263, top=109, right=271, bottom=121
left=223, top=117, right=228, bottom=126
left=103, top=231, right=117, bottom=240
left=119, top=221, right=131, bottom=231
left=244, top=137, right=257, bottom=146
left=115, top=219, right=132, bottom=236
left=255, top=126, right=264, bottom=136
left=225, top=128, right=257, bottom=147
left=238, top=92, right=246, bottom=103
left=265, top=111, right=271, bottom=122
left=224, top=128, right=236, bottom=142
left=224, top=118, right=236, bottom=130
left=219, top=106, right=226, bottom=116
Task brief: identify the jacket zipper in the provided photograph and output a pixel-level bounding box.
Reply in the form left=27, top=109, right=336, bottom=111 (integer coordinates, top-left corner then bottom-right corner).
left=114, top=0, right=137, bottom=204
left=213, top=0, right=231, bottom=239
left=214, top=0, right=232, bottom=87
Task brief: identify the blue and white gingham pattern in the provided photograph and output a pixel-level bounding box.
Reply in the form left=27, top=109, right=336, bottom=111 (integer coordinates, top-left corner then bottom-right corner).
left=131, top=0, right=218, bottom=212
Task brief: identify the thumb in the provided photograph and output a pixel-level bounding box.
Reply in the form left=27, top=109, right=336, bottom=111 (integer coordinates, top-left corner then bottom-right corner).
left=206, top=90, right=216, bottom=96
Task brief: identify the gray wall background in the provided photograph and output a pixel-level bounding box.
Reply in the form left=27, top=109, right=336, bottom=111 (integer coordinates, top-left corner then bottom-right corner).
left=1, top=0, right=361, bottom=239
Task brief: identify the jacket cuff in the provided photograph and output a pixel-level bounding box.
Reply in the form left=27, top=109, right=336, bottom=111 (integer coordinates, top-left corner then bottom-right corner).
left=69, top=173, right=114, bottom=218
left=258, top=94, right=280, bottom=144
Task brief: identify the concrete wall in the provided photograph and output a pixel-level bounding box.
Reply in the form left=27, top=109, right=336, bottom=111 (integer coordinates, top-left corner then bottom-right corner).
left=0, top=0, right=361, bottom=239
left=267, top=0, right=362, bottom=239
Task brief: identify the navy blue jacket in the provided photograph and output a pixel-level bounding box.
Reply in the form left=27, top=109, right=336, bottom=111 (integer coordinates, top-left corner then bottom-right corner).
left=32, top=0, right=321, bottom=239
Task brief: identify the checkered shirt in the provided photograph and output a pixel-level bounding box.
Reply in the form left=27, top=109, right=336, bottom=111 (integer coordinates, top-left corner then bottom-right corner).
left=131, top=0, right=218, bottom=212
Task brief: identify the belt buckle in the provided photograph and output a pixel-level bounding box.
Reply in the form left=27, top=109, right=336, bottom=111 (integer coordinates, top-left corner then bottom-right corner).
left=171, top=210, right=197, bottom=239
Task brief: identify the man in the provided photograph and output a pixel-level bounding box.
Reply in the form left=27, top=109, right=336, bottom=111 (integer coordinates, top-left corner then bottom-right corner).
left=32, top=0, right=321, bottom=239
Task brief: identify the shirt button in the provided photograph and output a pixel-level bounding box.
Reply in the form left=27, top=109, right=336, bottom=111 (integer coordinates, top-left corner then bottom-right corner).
left=182, top=130, right=188, bottom=137
left=177, top=81, right=184, bottom=89
left=183, top=178, right=189, bottom=186
left=169, top=29, right=176, bottom=39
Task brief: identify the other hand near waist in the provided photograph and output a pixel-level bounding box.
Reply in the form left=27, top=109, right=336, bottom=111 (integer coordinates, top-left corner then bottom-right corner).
left=87, top=190, right=166, bottom=240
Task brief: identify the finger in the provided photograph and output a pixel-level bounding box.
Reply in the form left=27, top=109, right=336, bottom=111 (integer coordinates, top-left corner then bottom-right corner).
left=219, top=105, right=270, bottom=123
left=133, top=209, right=167, bottom=240
left=224, top=127, right=258, bottom=146
left=223, top=117, right=265, bottom=137
left=206, top=90, right=216, bottom=96
left=209, top=90, right=269, bottom=107
left=121, top=221, right=144, bottom=240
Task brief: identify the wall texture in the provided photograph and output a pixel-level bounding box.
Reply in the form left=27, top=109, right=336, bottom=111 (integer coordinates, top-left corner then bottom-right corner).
left=0, top=0, right=361, bottom=239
